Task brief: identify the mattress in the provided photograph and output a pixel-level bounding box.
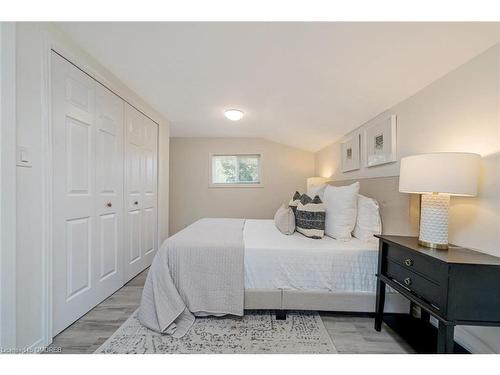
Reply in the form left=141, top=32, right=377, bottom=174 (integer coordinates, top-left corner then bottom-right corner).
left=244, top=219, right=380, bottom=292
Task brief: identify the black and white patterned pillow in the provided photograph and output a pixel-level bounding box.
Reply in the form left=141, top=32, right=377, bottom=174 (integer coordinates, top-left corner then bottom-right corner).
left=295, top=194, right=326, bottom=239
left=288, top=191, right=302, bottom=215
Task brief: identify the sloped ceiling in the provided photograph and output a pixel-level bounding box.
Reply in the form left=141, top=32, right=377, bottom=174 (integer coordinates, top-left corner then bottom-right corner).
left=56, top=22, right=500, bottom=151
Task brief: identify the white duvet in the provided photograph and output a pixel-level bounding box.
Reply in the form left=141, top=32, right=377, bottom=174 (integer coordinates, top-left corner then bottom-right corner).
left=244, top=219, right=379, bottom=292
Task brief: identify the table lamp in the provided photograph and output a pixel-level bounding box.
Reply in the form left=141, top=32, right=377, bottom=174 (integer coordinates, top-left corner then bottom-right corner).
left=307, top=177, right=329, bottom=192
left=399, top=152, right=480, bottom=249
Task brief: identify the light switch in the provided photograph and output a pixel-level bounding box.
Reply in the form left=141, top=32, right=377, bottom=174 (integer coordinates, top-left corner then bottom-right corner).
left=17, top=145, right=32, bottom=168
left=20, top=150, right=28, bottom=162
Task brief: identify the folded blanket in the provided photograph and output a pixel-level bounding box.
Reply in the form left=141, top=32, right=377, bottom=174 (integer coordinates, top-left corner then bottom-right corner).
left=138, top=218, right=245, bottom=337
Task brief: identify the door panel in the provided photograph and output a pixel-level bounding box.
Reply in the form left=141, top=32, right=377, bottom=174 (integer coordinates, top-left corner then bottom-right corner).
left=124, top=104, right=158, bottom=281
left=128, top=209, right=142, bottom=264
left=65, top=76, right=93, bottom=123
left=94, top=83, right=124, bottom=302
left=128, top=144, right=143, bottom=193
left=141, top=115, right=158, bottom=268
left=99, top=213, right=118, bottom=280
left=52, top=52, right=96, bottom=335
left=66, top=118, right=91, bottom=194
left=96, top=129, right=116, bottom=193
left=66, top=217, right=91, bottom=299
left=144, top=149, right=155, bottom=194
left=143, top=207, right=155, bottom=256
left=126, top=106, right=144, bottom=146
left=52, top=53, right=125, bottom=336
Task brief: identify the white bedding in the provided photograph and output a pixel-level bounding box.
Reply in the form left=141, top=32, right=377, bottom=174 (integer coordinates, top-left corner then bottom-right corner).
left=244, top=219, right=379, bottom=292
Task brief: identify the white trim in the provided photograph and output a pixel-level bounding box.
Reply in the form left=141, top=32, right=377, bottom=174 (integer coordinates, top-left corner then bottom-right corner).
left=208, top=153, right=264, bottom=188
left=0, top=22, right=17, bottom=350
left=26, top=338, right=45, bottom=354
left=40, top=29, right=53, bottom=348
left=155, top=121, right=162, bottom=251
left=455, top=326, right=495, bottom=354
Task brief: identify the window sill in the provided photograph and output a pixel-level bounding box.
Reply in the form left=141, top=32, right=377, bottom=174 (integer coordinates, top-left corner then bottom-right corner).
left=209, top=183, right=264, bottom=189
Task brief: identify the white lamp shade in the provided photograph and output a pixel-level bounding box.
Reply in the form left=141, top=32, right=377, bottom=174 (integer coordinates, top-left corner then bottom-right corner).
left=399, top=153, right=480, bottom=196
left=307, top=177, right=329, bottom=192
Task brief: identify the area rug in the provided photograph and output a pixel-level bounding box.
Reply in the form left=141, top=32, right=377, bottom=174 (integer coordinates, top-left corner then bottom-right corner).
left=95, top=310, right=337, bottom=354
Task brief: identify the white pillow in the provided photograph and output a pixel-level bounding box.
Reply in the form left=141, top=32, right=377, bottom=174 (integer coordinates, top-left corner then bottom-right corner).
left=323, top=182, right=360, bottom=240
left=307, top=184, right=327, bottom=201
left=353, top=194, right=382, bottom=242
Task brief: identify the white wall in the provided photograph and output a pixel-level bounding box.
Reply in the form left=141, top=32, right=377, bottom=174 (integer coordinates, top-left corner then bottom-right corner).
left=0, top=22, right=17, bottom=350
left=14, top=22, right=170, bottom=350
left=169, top=137, right=315, bottom=235
left=315, top=44, right=500, bottom=353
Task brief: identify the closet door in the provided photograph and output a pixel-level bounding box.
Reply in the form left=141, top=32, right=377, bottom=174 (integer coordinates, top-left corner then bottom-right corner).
left=51, top=53, right=124, bottom=335
left=124, top=103, right=158, bottom=281
left=94, top=83, right=124, bottom=300
left=142, top=114, right=158, bottom=267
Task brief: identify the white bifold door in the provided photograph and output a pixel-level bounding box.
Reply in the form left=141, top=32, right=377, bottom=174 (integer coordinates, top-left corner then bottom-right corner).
left=51, top=52, right=158, bottom=336
left=124, top=103, right=158, bottom=281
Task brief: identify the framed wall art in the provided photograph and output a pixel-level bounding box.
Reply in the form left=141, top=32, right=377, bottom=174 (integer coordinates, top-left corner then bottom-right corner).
left=341, top=133, right=360, bottom=172
left=364, top=115, right=397, bottom=167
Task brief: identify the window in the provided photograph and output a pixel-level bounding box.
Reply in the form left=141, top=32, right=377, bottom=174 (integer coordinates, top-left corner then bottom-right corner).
left=210, top=154, right=262, bottom=187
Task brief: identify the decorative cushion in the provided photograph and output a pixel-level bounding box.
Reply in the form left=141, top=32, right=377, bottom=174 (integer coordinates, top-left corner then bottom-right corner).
left=295, top=194, right=326, bottom=239
left=274, top=204, right=296, bottom=235
left=288, top=191, right=301, bottom=215
left=353, top=194, right=382, bottom=242
left=323, top=182, right=360, bottom=240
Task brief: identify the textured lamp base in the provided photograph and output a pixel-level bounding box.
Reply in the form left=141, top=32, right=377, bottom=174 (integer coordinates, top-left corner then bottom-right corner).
left=419, top=194, right=450, bottom=250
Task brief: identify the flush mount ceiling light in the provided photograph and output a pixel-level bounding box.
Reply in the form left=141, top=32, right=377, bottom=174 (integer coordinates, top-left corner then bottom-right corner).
left=224, top=109, right=245, bottom=121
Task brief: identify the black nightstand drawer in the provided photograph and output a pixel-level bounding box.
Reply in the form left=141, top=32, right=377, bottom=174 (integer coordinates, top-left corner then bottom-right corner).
left=386, top=260, right=443, bottom=309
left=386, top=243, right=446, bottom=285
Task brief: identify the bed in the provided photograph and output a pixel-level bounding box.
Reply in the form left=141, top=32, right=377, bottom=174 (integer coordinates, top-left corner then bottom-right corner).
left=244, top=219, right=408, bottom=314
left=139, top=176, right=418, bottom=336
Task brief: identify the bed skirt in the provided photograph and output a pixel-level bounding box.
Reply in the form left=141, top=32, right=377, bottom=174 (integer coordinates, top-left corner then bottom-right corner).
left=244, top=289, right=409, bottom=313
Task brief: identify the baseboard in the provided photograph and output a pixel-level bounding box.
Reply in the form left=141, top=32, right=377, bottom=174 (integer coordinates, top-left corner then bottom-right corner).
left=454, top=326, right=495, bottom=354
left=26, top=337, right=46, bottom=354
left=429, top=317, right=495, bottom=354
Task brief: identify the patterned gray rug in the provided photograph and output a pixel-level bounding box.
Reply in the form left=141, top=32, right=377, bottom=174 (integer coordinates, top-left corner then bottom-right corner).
left=95, top=310, right=337, bottom=354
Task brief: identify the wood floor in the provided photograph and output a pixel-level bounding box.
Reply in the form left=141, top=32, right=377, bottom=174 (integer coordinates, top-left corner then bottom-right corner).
left=48, top=269, right=414, bottom=354
left=48, top=270, right=148, bottom=354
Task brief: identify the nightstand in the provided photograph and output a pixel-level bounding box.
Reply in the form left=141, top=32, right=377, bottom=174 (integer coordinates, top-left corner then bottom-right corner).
left=374, top=235, right=500, bottom=353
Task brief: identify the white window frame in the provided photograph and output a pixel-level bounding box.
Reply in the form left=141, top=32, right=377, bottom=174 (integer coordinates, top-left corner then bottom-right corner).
left=209, top=153, right=264, bottom=188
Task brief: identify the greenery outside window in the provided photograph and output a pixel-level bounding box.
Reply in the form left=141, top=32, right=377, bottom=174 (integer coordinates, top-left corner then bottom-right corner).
left=210, top=154, right=262, bottom=187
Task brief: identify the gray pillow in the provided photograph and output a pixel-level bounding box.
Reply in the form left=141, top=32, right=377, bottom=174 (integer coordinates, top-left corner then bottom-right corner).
left=274, top=204, right=296, bottom=235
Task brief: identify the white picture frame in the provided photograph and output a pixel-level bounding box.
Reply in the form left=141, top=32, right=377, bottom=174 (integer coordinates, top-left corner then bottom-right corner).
left=364, top=115, right=397, bottom=167
left=341, top=133, right=360, bottom=172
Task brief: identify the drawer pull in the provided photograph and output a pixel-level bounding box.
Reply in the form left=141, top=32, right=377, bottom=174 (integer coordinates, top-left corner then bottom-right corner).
left=134, top=201, right=139, bottom=205
left=106, top=202, right=112, bottom=208
left=404, top=277, right=412, bottom=286
left=404, top=258, right=413, bottom=267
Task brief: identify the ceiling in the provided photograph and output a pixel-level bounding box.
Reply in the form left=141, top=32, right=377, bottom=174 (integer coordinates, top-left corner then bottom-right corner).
left=55, top=22, right=500, bottom=152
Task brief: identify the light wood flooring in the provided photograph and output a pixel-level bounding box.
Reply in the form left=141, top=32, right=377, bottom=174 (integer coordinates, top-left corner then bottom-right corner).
left=48, top=269, right=414, bottom=354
